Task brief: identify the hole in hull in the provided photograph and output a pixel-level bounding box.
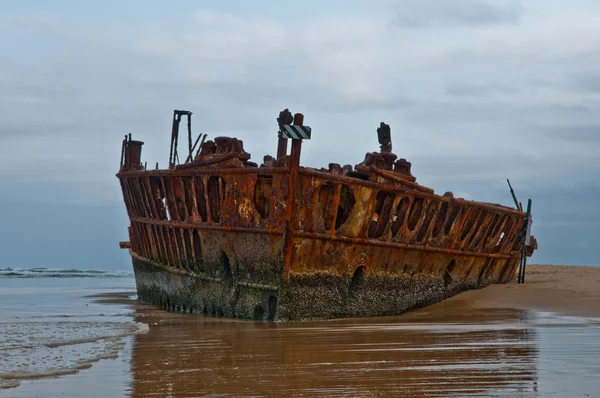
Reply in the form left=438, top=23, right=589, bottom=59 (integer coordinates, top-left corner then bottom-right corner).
left=349, top=266, right=366, bottom=296
left=267, top=295, right=278, bottom=321
left=336, top=184, right=356, bottom=229
left=192, top=230, right=203, bottom=271
left=407, top=198, right=424, bottom=231
left=444, top=260, right=457, bottom=287
left=319, top=182, right=336, bottom=230
left=222, top=251, right=233, bottom=288
left=207, top=176, right=224, bottom=223
left=319, top=182, right=356, bottom=231
left=391, top=197, right=410, bottom=237
left=253, top=176, right=273, bottom=219
left=460, top=210, right=481, bottom=241
left=432, top=202, right=449, bottom=238
left=416, top=201, right=438, bottom=242
left=368, top=191, right=395, bottom=238
left=253, top=305, right=265, bottom=320
left=194, top=176, right=207, bottom=222
left=444, top=206, right=461, bottom=236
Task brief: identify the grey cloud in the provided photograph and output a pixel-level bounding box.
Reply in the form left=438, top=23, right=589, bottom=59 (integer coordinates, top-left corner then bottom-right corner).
left=445, top=82, right=522, bottom=97
left=540, top=125, right=600, bottom=143
left=573, top=74, right=600, bottom=93
left=393, top=0, right=522, bottom=27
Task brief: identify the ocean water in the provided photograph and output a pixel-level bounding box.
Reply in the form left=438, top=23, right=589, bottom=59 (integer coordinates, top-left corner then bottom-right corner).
left=1, top=268, right=600, bottom=397
left=0, top=269, right=146, bottom=392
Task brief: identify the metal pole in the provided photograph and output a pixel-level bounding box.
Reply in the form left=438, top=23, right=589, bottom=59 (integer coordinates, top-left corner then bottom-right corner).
left=187, top=113, right=193, bottom=163
left=195, top=134, right=207, bottom=159
left=520, top=199, right=532, bottom=283
left=283, top=113, right=304, bottom=277
left=186, top=133, right=204, bottom=163
left=169, top=112, right=177, bottom=169
left=507, top=179, right=520, bottom=210
left=173, top=114, right=181, bottom=167
left=120, top=134, right=127, bottom=171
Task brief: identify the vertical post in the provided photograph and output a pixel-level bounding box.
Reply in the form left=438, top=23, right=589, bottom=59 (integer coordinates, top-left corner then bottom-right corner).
left=173, top=114, right=181, bottom=167
left=186, top=113, right=193, bottom=163
left=517, top=199, right=532, bottom=283
left=120, top=134, right=128, bottom=171
left=169, top=112, right=177, bottom=169
left=507, top=179, right=520, bottom=210
left=283, top=113, right=304, bottom=277
left=276, top=108, right=293, bottom=160
left=277, top=135, right=288, bottom=160
left=519, top=199, right=532, bottom=283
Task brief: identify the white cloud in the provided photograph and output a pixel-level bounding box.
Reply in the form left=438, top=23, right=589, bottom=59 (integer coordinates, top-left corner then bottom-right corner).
left=2, top=2, right=600, bottom=205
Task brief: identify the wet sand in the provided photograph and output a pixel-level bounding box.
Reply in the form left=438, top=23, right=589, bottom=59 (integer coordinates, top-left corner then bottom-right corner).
left=442, top=264, right=600, bottom=318
left=5, top=264, right=600, bottom=397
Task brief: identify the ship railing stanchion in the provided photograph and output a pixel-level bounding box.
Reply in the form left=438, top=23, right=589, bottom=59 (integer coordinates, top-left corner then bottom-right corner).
left=276, top=108, right=293, bottom=160
left=281, top=112, right=312, bottom=277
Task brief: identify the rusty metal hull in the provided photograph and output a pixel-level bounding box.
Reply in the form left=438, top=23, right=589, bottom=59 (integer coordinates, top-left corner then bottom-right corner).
left=129, top=245, right=519, bottom=321
left=119, top=165, right=524, bottom=321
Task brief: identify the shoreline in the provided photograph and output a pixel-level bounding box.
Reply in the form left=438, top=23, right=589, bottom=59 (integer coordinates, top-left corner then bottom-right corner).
left=442, top=264, right=600, bottom=318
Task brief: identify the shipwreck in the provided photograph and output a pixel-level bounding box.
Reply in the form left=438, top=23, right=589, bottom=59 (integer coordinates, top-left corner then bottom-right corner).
left=117, top=109, right=537, bottom=321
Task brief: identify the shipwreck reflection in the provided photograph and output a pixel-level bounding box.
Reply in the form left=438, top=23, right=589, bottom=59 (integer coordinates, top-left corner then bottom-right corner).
left=128, top=306, right=540, bottom=397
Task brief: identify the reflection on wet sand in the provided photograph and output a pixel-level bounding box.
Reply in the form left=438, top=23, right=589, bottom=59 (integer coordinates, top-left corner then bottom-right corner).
left=129, top=304, right=541, bottom=397
left=5, top=265, right=600, bottom=397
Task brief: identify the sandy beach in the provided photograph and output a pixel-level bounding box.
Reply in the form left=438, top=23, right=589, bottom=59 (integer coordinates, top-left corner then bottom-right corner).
left=444, top=264, right=600, bottom=318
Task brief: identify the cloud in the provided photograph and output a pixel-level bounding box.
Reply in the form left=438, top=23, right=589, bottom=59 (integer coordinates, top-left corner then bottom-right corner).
left=393, top=0, right=522, bottom=27
left=445, top=83, right=522, bottom=97
left=1, top=3, right=600, bottom=266
left=573, top=73, right=600, bottom=93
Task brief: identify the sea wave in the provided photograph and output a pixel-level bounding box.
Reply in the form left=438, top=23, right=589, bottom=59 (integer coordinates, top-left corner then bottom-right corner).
left=0, top=267, right=133, bottom=279
left=0, top=321, right=149, bottom=390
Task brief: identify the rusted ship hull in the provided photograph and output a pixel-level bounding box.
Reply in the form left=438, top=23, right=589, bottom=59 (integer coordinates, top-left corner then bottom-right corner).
left=119, top=165, right=526, bottom=321
left=130, top=249, right=518, bottom=322
left=117, top=109, right=536, bottom=320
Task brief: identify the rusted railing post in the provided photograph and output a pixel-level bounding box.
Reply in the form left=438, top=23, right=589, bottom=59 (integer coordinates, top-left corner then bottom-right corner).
left=283, top=113, right=307, bottom=277
left=169, top=112, right=179, bottom=169
left=169, top=110, right=192, bottom=169
left=276, top=108, right=293, bottom=160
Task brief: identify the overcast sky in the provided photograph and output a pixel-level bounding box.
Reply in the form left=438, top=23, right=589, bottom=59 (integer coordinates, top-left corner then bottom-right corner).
left=1, top=0, right=598, bottom=269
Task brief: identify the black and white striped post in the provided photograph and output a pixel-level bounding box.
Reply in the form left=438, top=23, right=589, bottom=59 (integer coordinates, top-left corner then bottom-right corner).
left=281, top=124, right=312, bottom=140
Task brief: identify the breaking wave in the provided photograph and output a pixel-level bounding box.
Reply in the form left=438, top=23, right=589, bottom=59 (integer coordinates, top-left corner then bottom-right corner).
left=0, top=268, right=133, bottom=279
left=0, top=321, right=149, bottom=390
